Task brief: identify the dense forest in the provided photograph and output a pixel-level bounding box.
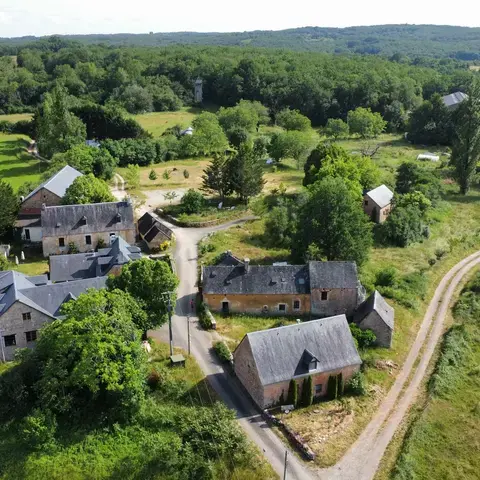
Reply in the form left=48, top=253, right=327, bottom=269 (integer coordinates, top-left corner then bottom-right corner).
left=3, top=25, right=480, bottom=60
left=0, top=40, right=474, bottom=127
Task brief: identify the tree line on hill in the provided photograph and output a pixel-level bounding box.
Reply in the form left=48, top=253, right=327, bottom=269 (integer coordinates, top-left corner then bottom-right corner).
left=3, top=25, right=480, bottom=60
left=0, top=40, right=475, bottom=127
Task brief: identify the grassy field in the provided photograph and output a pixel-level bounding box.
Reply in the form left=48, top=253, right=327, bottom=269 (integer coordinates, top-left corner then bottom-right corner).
left=390, top=273, right=480, bottom=480
left=0, top=133, right=46, bottom=191
left=214, top=315, right=297, bottom=351
left=0, top=113, right=33, bottom=122
left=133, top=108, right=200, bottom=137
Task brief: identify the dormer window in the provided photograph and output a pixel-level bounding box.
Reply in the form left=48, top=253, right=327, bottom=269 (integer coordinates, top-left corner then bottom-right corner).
left=302, top=349, right=318, bottom=372
left=115, top=213, right=122, bottom=222
left=80, top=216, right=87, bottom=226
left=309, top=359, right=318, bottom=372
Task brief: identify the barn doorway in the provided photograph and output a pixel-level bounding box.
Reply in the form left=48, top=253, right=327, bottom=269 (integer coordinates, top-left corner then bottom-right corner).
left=222, top=301, right=229, bottom=314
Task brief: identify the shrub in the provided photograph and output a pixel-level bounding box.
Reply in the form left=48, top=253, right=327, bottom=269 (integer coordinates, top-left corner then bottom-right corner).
left=183, top=169, right=190, bottom=179
left=346, top=372, right=366, bottom=396
left=213, top=341, right=232, bottom=363
left=434, top=247, right=447, bottom=260
left=198, top=303, right=213, bottom=330
left=181, top=189, right=205, bottom=214
left=428, top=258, right=437, bottom=266
left=349, top=323, right=377, bottom=348
left=327, top=375, right=338, bottom=400
left=287, top=379, right=298, bottom=407
left=147, top=369, right=161, bottom=389
left=21, top=408, right=57, bottom=450
left=149, top=169, right=158, bottom=181
left=381, top=205, right=425, bottom=247
left=163, top=169, right=172, bottom=180
left=96, top=238, right=106, bottom=250
left=68, top=242, right=79, bottom=254
left=375, top=266, right=398, bottom=287
left=301, top=376, right=314, bottom=407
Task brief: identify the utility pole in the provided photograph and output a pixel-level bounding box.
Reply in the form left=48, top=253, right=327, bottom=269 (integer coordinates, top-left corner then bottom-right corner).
left=187, top=313, right=191, bottom=355
left=283, top=450, right=288, bottom=480
left=161, top=292, right=175, bottom=356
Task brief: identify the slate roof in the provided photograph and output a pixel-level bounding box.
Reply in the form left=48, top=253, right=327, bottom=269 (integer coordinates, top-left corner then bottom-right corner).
left=0, top=270, right=107, bottom=318
left=216, top=251, right=244, bottom=267
left=41, top=201, right=135, bottom=237
left=442, top=91, right=468, bottom=109
left=354, top=290, right=394, bottom=330
left=238, top=315, right=362, bottom=386
left=138, top=212, right=172, bottom=243
left=308, top=261, right=360, bottom=290
left=49, top=236, right=142, bottom=282
left=365, top=185, right=394, bottom=209
left=202, top=264, right=310, bottom=295
left=15, top=215, right=42, bottom=228
left=23, top=165, right=83, bottom=203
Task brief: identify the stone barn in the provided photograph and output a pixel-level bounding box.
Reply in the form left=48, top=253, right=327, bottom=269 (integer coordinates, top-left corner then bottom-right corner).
left=233, top=315, right=362, bottom=408
left=354, top=290, right=394, bottom=348
left=363, top=185, right=394, bottom=224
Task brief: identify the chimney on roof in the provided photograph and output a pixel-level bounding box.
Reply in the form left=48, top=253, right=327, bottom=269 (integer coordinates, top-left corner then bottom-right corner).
left=244, top=258, right=250, bottom=273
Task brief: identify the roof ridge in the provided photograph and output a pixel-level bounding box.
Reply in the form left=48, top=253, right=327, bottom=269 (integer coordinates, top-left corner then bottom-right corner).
left=44, top=200, right=126, bottom=209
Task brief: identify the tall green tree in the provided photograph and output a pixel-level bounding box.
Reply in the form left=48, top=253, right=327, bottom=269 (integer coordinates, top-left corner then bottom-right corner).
left=36, top=84, right=86, bottom=158
left=201, top=155, right=233, bottom=200
left=228, top=143, right=265, bottom=203
left=296, top=177, right=373, bottom=266
left=287, top=379, right=298, bottom=406
left=451, top=80, right=480, bottom=194
left=269, top=130, right=315, bottom=168
left=0, top=180, right=19, bottom=240
left=62, top=174, right=115, bottom=205
left=276, top=108, right=311, bottom=131
left=189, top=112, right=228, bottom=156
left=347, top=107, right=386, bottom=138
left=301, top=376, right=314, bottom=407
left=324, top=118, right=350, bottom=139
left=25, top=289, right=147, bottom=422
left=107, top=258, right=179, bottom=332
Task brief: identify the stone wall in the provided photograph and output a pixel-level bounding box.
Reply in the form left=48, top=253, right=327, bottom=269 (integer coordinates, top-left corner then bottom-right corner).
left=21, top=188, right=61, bottom=210
left=233, top=337, right=265, bottom=407
left=363, top=195, right=391, bottom=224
left=262, top=364, right=361, bottom=408
left=359, top=311, right=392, bottom=348
left=203, top=293, right=311, bottom=316
left=42, top=229, right=136, bottom=257
left=0, top=301, right=52, bottom=361
left=310, top=288, right=358, bottom=318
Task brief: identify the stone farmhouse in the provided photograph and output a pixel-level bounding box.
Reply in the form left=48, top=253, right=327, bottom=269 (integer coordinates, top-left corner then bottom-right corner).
left=49, top=236, right=141, bottom=282
left=15, top=165, right=83, bottom=243
left=363, top=184, right=394, bottom=224
left=233, top=315, right=362, bottom=408
left=354, top=290, right=394, bottom=348
left=137, top=212, right=172, bottom=250
left=201, top=259, right=365, bottom=318
left=41, top=201, right=136, bottom=257
left=0, top=270, right=106, bottom=360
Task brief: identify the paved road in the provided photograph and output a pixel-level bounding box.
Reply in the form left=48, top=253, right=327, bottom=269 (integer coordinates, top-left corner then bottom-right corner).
left=148, top=212, right=480, bottom=480
left=149, top=218, right=317, bottom=480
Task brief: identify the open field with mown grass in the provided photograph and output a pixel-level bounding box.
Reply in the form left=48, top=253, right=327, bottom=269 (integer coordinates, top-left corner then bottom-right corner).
left=0, top=113, right=33, bottom=122
left=133, top=108, right=200, bottom=137
left=0, top=133, right=46, bottom=191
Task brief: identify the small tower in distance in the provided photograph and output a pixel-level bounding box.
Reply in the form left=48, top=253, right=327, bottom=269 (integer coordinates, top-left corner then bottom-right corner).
left=194, top=78, right=203, bottom=104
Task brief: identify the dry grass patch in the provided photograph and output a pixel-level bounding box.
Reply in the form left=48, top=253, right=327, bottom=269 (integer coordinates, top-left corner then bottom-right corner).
left=133, top=108, right=199, bottom=137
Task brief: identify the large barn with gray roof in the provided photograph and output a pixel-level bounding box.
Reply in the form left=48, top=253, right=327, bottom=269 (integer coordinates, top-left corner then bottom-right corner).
left=0, top=270, right=107, bottom=360
left=201, top=260, right=365, bottom=318
left=233, top=315, right=362, bottom=408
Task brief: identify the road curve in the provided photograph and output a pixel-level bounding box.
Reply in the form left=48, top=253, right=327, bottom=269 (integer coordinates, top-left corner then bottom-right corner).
left=322, top=250, right=480, bottom=480
left=149, top=218, right=317, bottom=480
left=149, top=211, right=480, bottom=480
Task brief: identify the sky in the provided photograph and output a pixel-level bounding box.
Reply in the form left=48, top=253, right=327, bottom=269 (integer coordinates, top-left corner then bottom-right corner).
left=0, top=0, right=480, bottom=37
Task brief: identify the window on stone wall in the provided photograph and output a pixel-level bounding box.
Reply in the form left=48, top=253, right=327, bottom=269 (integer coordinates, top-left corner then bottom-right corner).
left=314, top=384, right=323, bottom=396
left=3, top=335, right=16, bottom=347
left=293, top=300, right=300, bottom=310
left=22, top=312, right=31, bottom=321
left=25, top=330, right=37, bottom=342
left=321, top=291, right=328, bottom=301
left=364, top=200, right=369, bottom=206
left=278, top=303, right=286, bottom=312
left=85, top=235, right=92, bottom=245
left=59, top=237, right=65, bottom=247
